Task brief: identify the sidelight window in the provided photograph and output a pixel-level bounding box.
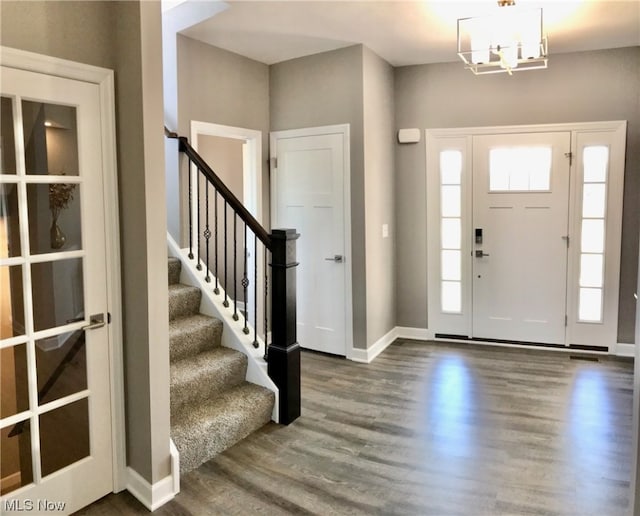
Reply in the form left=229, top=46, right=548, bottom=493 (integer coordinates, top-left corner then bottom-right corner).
left=440, top=150, right=462, bottom=313
left=578, top=146, right=608, bottom=322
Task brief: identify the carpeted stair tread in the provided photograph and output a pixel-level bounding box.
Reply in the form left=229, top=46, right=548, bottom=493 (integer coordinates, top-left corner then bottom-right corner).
left=171, top=382, right=275, bottom=473
left=171, top=347, right=247, bottom=418
left=170, top=314, right=223, bottom=362
left=168, top=257, right=181, bottom=285
left=168, top=283, right=201, bottom=320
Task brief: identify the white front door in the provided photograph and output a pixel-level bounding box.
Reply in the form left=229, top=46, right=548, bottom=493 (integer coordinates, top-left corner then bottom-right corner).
left=271, top=128, right=349, bottom=356
left=471, top=132, right=571, bottom=344
left=1, top=67, right=113, bottom=513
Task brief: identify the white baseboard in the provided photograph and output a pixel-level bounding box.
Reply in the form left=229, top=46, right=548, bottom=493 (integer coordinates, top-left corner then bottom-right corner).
left=170, top=439, right=180, bottom=496
left=126, top=465, right=177, bottom=512
left=348, top=327, right=399, bottom=364
left=396, top=327, right=433, bottom=341
left=615, top=342, right=635, bottom=357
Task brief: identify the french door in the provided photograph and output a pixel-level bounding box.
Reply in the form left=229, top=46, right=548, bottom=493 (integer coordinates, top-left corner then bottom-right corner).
left=426, top=123, right=625, bottom=350
left=1, top=66, right=113, bottom=513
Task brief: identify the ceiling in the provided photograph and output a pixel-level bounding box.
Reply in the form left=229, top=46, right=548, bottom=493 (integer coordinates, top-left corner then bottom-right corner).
left=177, top=1, right=640, bottom=67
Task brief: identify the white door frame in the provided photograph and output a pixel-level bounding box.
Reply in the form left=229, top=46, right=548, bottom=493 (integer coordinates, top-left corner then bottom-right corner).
left=189, top=121, right=262, bottom=224
left=270, top=124, right=354, bottom=359
left=426, top=121, right=626, bottom=352
left=189, top=120, right=263, bottom=335
left=0, top=46, right=126, bottom=491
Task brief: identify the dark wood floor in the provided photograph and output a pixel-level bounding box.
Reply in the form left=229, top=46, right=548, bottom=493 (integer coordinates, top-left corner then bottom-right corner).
left=77, top=340, right=634, bottom=515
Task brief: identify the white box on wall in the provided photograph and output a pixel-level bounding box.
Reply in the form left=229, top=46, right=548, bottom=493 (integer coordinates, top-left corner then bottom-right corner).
left=398, top=128, right=421, bottom=144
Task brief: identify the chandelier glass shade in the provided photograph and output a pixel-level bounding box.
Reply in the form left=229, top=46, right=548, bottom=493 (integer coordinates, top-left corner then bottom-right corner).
left=457, top=7, right=548, bottom=75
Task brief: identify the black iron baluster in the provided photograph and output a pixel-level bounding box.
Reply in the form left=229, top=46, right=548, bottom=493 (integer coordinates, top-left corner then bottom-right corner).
left=214, top=190, right=219, bottom=295
left=223, top=200, right=229, bottom=308
left=196, top=171, right=202, bottom=270
left=242, top=224, right=250, bottom=334
left=233, top=214, right=239, bottom=321
left=204, top=182, right=211, bottom=282
left=187, top=158, right=193, bottom=259
left=263, top=247, right=268, bottom=359
left=253, top=235, right=259, bottom=349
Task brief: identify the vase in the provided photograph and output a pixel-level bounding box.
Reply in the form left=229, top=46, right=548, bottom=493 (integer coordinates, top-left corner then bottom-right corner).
left=50, top=217, right=66, bottom=249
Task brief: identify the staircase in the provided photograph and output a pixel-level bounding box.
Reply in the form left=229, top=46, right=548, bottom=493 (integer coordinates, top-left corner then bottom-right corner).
left=168, top=256, right=275, bottom=473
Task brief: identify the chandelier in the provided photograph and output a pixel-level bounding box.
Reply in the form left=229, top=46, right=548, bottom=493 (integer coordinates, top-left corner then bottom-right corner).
left=457, top=0, right=548, bottom=75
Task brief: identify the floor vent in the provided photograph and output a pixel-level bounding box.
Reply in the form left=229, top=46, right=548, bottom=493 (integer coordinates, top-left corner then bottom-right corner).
left=569, top=354, right=600, bottom=362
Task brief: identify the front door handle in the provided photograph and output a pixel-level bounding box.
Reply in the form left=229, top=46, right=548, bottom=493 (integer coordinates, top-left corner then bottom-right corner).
left=475, top=250, right=490, bottom=258
left=324, top=255, right=344, bottom=263
left=83, top=313, right=106, bottom=331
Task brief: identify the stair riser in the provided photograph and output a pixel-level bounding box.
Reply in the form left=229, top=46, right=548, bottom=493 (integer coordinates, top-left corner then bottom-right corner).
left=169, top=288, right=201, bottom=320
left=171, top=356, right=248, bottom=419
left=170, top=319, right=223, bottom=362
left=172, top=387, right=274, bottom=474
left=168, top=258, right=181, bottom=285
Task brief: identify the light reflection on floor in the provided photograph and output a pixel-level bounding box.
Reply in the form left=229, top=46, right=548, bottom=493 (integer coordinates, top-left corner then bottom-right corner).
left=425, top=355, right=476, bottom=459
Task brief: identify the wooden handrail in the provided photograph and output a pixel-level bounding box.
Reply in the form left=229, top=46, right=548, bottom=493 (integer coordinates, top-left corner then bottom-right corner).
left=165, top=128, right=271, bottom=248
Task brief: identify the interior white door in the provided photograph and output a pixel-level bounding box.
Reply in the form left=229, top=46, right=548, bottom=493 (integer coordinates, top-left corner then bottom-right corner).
left=1, top=66, right=113, bottom=513
left=272, top=131, right=347, bottom=356
left=472, top=132, right=571, bottom=344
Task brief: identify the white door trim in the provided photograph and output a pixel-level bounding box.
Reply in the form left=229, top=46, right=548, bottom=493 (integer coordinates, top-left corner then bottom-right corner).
left=426, top=120, right=626, bottom=352
left=0, top=46, right=126, bottom=492
left=270, top=124, right=354, bottom=360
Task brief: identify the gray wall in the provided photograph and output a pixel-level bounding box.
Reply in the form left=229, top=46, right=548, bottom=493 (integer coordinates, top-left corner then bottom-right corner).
left=1, top=0, right=171, bottom=484
left=270, top=45, right=368, bottom=349
left=363, top=47, right=396, bottom=346
left=177, top=35, right=270, bottom=235
left=395, top=47, right=640, bottom=343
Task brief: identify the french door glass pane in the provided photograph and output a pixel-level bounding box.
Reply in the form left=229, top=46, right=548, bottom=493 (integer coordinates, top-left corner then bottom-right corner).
left=0, top=183, right=21, bottom=257
left=1, top=96, right=17, bottom=175
left=39, top=398, right=90, bottom=477
left=36, top=330, right=87, bottom=405
left=1, top=423, right=33, bottom=495
left=0, top=265, right=25, bottom=338
left=27, top=183, right=82, bottom=254
left=0, top=344, right=29, bottom=418
left=21, top=101, right=79, bottom=176
left=31, top=258, right=84, bottom=332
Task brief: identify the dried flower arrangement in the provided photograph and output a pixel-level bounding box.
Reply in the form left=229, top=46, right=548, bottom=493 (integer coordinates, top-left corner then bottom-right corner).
left=49, top=176, right=77, bottom=220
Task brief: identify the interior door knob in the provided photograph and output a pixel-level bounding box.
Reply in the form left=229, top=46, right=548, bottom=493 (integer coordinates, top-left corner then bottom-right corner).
left=324, top=255, right=344, bottom=263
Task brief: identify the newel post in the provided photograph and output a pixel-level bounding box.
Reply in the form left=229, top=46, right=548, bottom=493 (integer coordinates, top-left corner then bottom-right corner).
left=268, top=228, right=301, bottom=425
